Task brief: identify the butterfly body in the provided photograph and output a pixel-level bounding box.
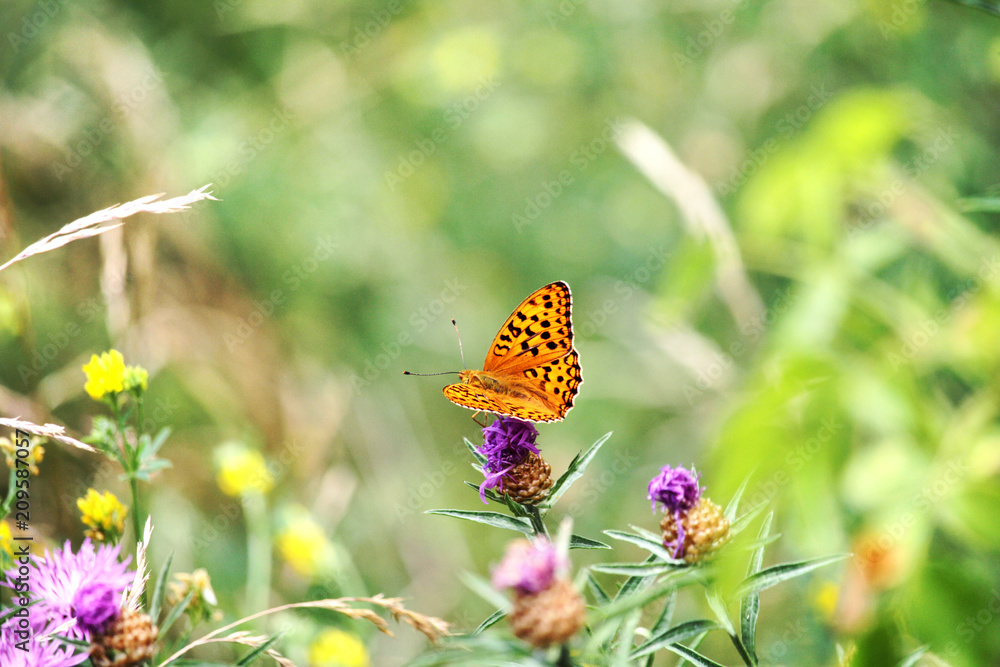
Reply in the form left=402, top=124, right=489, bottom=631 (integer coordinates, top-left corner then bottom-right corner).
left=443, top=282, right=582, bottom=423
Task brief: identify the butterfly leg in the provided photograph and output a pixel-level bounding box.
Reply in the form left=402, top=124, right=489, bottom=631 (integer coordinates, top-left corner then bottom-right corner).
left=471, top=411, right=488, bottom=428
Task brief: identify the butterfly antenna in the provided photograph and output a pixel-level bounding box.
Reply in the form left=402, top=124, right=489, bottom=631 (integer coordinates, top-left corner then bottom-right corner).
left=452, top=318, right=467, bottom=369
left=402, top=371, right=461, bottom=376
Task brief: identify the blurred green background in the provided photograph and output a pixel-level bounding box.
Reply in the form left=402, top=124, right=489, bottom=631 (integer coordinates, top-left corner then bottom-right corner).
left=2, top=0, right=1000, bottom=664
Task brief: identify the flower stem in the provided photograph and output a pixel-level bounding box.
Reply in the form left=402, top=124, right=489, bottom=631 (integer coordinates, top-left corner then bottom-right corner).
left=555, top=643, right=575, bottom=666
left=129, top=475, right=142, bottom=548
left=0, top=466, right=16, bottom=518
left=524, top=504, right=548, bottom=538
left=243, top=493, right=271, bottom=616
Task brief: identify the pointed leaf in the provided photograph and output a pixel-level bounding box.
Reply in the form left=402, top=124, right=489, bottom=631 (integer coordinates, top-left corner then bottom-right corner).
left=587, top=573, right=610, bottom=605
left=734, top=554, right=850, bottom=599
left=149, top=551, right=175, bottom=622
left=592, top=562, right=680, bottom=577
left=649, top=590, right=677, bottom=638
left=611, top=609, right=642, bottom=667
left=740, top=512, right=773, bottom=665
left=570, top=534, right=611, bottom=550
left=664, top=643, right=726, bottom=667
left=631, top=619, right=720, bottom=658
left=724, top=472, right=753, bottom=522
left=899, top=646, right=928, bottom=667
left=605, top=529, right=683, bottom=563
left=538, top=432, right=611, bottom=510
left=425, top=509, right=532, bottom=534
left=730, top=502, right=768, bottom=537
left=460, top=571, right=513, bottom=611
left=472, top=608, right=506, bottom=636
left=236, top=633, right=282, bottom=666
left=145, top=427, right=172, bottom=458
left=464, top=437, right=486, bottom=465
left=158, top=588, right=196, bottom=637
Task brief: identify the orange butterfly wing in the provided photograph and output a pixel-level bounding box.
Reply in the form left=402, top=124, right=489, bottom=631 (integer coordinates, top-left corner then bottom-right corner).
left=443, top=281, right=582, bottom=422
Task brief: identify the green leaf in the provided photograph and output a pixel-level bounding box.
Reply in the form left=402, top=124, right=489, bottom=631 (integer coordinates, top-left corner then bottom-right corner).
left=733, top=554, right=850, bottom=599
left=591, top=562, right=680, bottom=577
left=898, top=646, right=928, bottom=667
left=587, top=572, right=610, bottom=604
left=459, top=571, right=513, bottom=611
left=611, top=609, right=642, bottom=667
left=705, top=589, right=736, bottom=637
left=570, top=534, right=612, bottom=550
left=677, top=632, right=710, bottom=667
left=960, top=197, right=1000, bottom=212
left=649, top=590, right=676, bottom=638
left=601, top=569, right=704, bottom=619
left=236, top=633, right=282, bottom=665
left=144, top=427, right=172, bottom=458
left=425, top=509, right=532, bottom=534
left=464, top=437, right=486, bottom=465
left=472, top=609, right=506, bottom=636
left=159, top=588, right=196, bottom=637
left=631, top=619, right=720, bottom=658
left=724, top=472, right=753, bottom=522
left=604, top=529, right=682, bottom=563
left=740, top=512, right=773, bottom=667
left=538, top=431, right=611, bottom=510
left=150, top=551, right=175, bottom=622
left=730, top=503, right=768, bottom=537
left=51, top=634, right=91, bottom=649
left=664, top=643, right=727, bottom=667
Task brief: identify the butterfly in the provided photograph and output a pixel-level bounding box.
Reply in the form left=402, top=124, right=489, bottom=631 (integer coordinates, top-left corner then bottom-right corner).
left=441, top=281, right=582, bottom=422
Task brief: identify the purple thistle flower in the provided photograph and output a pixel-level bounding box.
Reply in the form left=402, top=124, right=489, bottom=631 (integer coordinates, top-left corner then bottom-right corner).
left=73, top=580, right=121, bottom=634
left=477, top=416, right=540, bottom=504
left=492, top=538, right=565, bottom=594
left=3, top=538, right=133, bottom=640
left=0, top=620, right=89, bottom=667
left=648, top=465, right=703, bottom=559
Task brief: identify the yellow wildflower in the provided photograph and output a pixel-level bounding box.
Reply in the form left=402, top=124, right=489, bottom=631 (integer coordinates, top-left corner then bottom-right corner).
left=276, top=508, right=330, bottom=578
left=77, top=489, right=128, bottom=542
left=0, top=436, right=45, bottom=475
left=0, top=521, right=13, bottom=559
left=813, top=580, right=840, bottom=621
left=82, top=349, right=127, bottom=400
left=308, top=628, right=369, bottom=667
left=124, top=365, right=149, bottom=394
left=167, top=568, right=221, bottom=623
left=215, top=442, right=274, bottom=497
